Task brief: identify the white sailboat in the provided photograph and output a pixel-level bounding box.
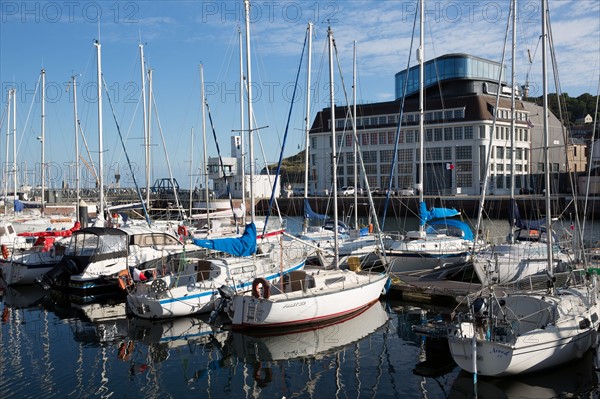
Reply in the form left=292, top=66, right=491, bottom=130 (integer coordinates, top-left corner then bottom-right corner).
left=471, top=0, right=574, bottom=285
left=383, top=0, right=475, bottom=273
left=125, top=0, right=307, bottom=319
left=447, top=0, right=600, bottom=377
left=223, top=26, right=390, bottom=331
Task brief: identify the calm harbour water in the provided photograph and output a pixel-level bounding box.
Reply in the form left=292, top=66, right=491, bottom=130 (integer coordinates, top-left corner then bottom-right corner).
left=2, top=217, right=600, bottom=398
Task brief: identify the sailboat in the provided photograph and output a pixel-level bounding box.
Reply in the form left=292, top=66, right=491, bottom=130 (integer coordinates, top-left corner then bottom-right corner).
left=382, top=1, right=475, bottom=274
left=447, top=0, right=600, bottom=377
left=471, top=6, right=574, bottom=285
left=126, top=0, right=307, bottom=319
left=221, top=26, right=390, bottom=331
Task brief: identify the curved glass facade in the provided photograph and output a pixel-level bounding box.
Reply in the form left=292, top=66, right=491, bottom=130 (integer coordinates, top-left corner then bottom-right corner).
left=395, top=54, right=506, bottom=99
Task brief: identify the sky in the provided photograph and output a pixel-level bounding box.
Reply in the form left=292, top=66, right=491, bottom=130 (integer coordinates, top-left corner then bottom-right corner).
left=1, top=0, right=599, bottom=191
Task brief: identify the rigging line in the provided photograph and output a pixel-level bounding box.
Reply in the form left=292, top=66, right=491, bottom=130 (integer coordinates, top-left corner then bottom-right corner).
left=262, top=25, right=307, bottom=237
left=381, top=2, right=419, bottom=231
left=16, top=73, right=41, bottom=156
left=101, top=76, right=152, bottom=227
left=150, top=93, right=187, bottom=221
left=474, top=3, right=513, bottom=246
left=205, top=99, right=238, bottom=227
left=582, top=79, right=600, bottom=233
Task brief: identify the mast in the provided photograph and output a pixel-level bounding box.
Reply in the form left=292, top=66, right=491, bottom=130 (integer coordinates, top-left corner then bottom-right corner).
left=352, top=40, right=358, bottom=231
left=4, top=89, right=13, bottom=214
left=12, top=87, right=17, bottom=206
left=139, top=44, right=150, bottom=209
left=303, top=22, right=313, bottom=234
left=40, top=69, right=46, bottom=217
left=200, top=63, right=210, bottom=229
left=541, top=0, right=554, bottom=283
left=188, top=126, right=193, bottom=219
left=239, top=27, right=246, bottom=225
left=509, top=0, right=517, bottom=244
left=147, top=68, right=153, bottom=207
left=72, top=75, right=81, bottom=222
left=417, top=0, right=425, bottom=237
left=95, top=40, right=104, bottom=222
left=328, top=26, right=339, bottom=267
left=243, top=0, right=255, bottom=224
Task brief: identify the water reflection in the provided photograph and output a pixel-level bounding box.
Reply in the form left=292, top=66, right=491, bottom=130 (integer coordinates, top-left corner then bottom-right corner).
left=448, top=348, right=600, bottom=398
left=1, top=278, right=599, bottom=399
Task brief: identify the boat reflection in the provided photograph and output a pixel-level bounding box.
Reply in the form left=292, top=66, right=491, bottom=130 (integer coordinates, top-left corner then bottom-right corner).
left=231, top=300, right=389, bottom=363
left=1, top=281, right=51, bottom=310
left=448, top=348, right=599, bottom=398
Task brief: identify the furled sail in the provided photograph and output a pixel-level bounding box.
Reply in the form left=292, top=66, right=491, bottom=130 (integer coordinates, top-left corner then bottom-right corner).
left=192, top=222, right=256, bottom=257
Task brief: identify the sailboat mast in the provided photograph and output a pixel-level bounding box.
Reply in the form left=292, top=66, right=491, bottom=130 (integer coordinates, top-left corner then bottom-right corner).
left=418, top=0, right=425, bottom=236
left=509, top=0, right=516, bottom=244
left=147, top=68, right=153, bottom=207
left=244, top=0, right=255, bottom=224
left=303, top=22, right=313, bottom=205
left=328, top=26, right=339, bottom=267
left=352, top=40, right=358, bottom=231
left=95, top=40, right=104, bottom=222
left=40, top=68, right=46, bottom=217
left=189, top=126, right=193, bottom=218
left=239, top=27, right=246, bottom=224
left=72, top=75, right=81, bottom=222
left=200, top=63, right=210, bottom=229
left=139, top=44, right=150, bottom=209
left=12, top=87, right=17, bottom=205
left=541, top=0, right=554, bottom=279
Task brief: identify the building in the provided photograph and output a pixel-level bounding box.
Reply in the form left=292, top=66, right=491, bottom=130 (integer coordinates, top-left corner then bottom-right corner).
left=308, top=54, right=578, bottom=196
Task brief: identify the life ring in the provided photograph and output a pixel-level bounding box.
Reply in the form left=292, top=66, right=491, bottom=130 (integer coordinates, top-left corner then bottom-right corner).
left=117, top=269, right=133, bottom=290
left=177, top=225, right=189, bottom=238
left=1, top=244, right=8, bottom=260
left=251, top=277, right=270, bottom=299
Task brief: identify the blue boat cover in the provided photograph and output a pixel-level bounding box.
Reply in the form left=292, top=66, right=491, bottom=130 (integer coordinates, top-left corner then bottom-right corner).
left=427, top=219, right=474, bottom=241
left=509, top=199, right=547, bottom=231
left=14, top=200, right=24, bottom=212
left=304, top=199, right=327, bottom=220
left=419, top=201, right=461, bottom=226
left=192, top=222, right=256, bottom=257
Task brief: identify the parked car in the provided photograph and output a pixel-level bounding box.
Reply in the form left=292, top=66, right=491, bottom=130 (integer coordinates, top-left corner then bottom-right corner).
left=370, top=187, right=383, bottom=196
left=385, top=188, right=396, bottom=196
left=341, top=186, right=355, bottom=196
left=397, top=187, right=415, bottom=196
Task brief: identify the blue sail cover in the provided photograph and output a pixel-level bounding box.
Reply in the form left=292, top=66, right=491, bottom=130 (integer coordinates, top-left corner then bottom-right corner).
left=192, top=222, right=256, bottom=257
left=427, top=219, right=474, bottom=241
left=419, top=201, right=461, bottom=226
left=304, top=199, right=328, bottom=220
left=509, top=199, right=547, bottom=231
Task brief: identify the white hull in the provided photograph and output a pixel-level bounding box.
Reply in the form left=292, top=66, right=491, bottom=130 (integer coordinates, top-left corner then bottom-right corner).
left=448, top=288, right=600, bottom=376
left=0, top=249, right=63, bottom=285
left=385, top=234, right=471, bottom=273
left=229, top=268, right=389, bottom=329
left=472, top=241, right=572, bottom=284
left=127, top=242, right=307, bottom=319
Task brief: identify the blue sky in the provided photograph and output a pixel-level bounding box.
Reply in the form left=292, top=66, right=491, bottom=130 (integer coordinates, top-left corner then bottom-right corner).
left=1, top=0, right=599, bottom=190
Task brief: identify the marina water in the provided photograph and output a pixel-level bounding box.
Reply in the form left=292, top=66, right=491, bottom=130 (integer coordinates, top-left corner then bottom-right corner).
left=2, top=217, right=600, bottom=398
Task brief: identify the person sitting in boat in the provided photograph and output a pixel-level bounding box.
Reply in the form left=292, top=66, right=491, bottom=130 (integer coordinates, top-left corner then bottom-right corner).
left=130, top=267, right=155, bottom=282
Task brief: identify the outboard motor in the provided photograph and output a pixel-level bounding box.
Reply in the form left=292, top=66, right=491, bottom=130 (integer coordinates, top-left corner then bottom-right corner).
left=36, top=258, right=80, bottom=290
left=208, top=285, right=235, bottom=325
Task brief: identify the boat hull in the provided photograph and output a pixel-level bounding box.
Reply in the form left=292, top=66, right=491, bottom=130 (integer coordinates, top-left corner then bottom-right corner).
left=229, top=269, right=389, bottom=330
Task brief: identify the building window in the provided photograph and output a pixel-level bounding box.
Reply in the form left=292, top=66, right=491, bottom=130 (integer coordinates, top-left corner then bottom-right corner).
left=388, top=131, right=395, bottom=144
left=379, top=132, right=387, bottom=145
left=406, top=130, right=414, bottom=143
left=496, top=146, right=504, bottom=159
left=398, top=163, right=412, bottom=173
left=454, top=126, right=463, bottom=140
left=456, top=146, right=472, bottom=160
left=434, top=128, right=443, bottom=141
left=426, top=147, right=442, bottom=161
left=454, top=108, right=465, bottom=119
left=345, top=135, right=352, bottom=147
left=380, top=164, right=392, bottom=175
left=370, top=132, right=378, bottom=145
left=361, top=133, right=369, bottom=146
left=311, top=137, right=317, bottom=149
left=444, top=147, right=452, bottom=160
left=443, top=127, right=453, bottom=141
left=398, top=149, right=413, bottom=162
left=363, top=151, right=377, bottom=163
left=364, top=165, right=378, bottom=175
left=464, top=126, right=473, bottom=139
left=479, top=125, right=486, bottom=139
left=380, top=150, right=394, bottom=163
left=444, top=110, right=453, bottom=120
